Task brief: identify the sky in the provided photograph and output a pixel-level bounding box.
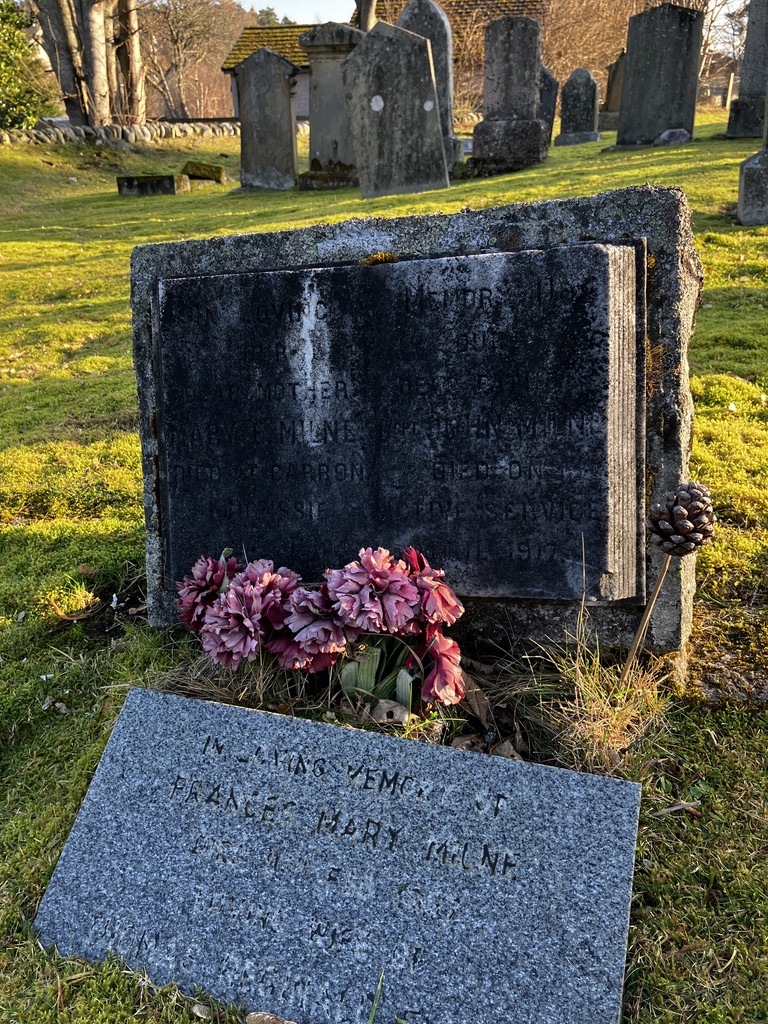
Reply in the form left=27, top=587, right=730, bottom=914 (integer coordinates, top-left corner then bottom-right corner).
left=249, top=1, right=355, bottom=23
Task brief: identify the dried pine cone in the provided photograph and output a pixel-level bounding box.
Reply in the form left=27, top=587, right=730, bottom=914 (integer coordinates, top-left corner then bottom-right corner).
left=646, top=481, right=715, bottom=556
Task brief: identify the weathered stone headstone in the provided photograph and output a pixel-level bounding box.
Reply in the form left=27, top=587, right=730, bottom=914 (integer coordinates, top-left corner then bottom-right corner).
left=132, top=187, right=700, bottom=651
left=341, top=21, right=449, bottom=198
left=117, top=174, right=189, bottom=196
left=472, top=17, right=548, bottom=174
left=36, top=687, right=642, bottom=1024
left=737, top=92, right=768, bottom=225
left=616, top=3, right=703, bottom=147
left=727, top=0, right=768, bottom=138
left=234, top=49, right=299, bottom=190
left=539, top=64, right=559, bottom=146
left=555, top=68, right=601, bottom=146
left=181, top=160, right=227, bottom=184
left=299, top=22, right=364, bottom=187
left=602, top=50, right=625, bottom=115
left=397, top=0, right=463, bottom=171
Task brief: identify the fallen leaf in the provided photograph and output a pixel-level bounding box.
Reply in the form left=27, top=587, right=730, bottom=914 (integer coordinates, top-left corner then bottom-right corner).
left=370, top=699, right=416, bottom=726
left=191, top=1003, right=212, bottom=1019
left=127, top=604, right=147, bottom=616
left=48, top=596, right=102, bottom=621
left=15, top=610, right=26, bottom=624
left=491, top=739, right=523, bottom=760
left=451, top=733, right=484, bottom=751
left=54, top=702, right=69, bottom=715
left=246, top=1014, right=298, bottom=1024
left=463, top=683, right=493, bottom=729
left=652, top=800, right=702, bottom=817
left=76, top=564, right=96, bottom=576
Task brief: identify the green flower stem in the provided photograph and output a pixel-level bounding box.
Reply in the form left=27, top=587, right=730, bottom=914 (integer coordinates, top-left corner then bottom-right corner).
left=620, top=553, right=672, bottom=686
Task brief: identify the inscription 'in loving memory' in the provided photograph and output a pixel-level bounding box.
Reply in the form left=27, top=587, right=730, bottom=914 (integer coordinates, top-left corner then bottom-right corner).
left=168, top=734, right=517, bottom=880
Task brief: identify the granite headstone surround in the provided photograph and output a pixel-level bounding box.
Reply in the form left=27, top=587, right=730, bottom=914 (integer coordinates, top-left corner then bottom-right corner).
left=132, top=186, right=700, bottom=651
left=341, top=21, right=449, bottom=199
left=36, top=688, right=642, bottom=1024
left=727, top=0, right=768, bottom=139
left=397, top=0, right=464, bottom=171
left=555, top=68, right=601, bottom=146
left=234, top=49, right=299, bottom=191
left=616, top=3, right=703, bottom=148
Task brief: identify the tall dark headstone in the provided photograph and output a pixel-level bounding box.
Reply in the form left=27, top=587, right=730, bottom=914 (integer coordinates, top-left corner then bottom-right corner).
left=234, top=49, right=299, bottom=190
left=539, top=64, right=559, bottom=146
left=132, top=187, right=701, bottom=652
left=617, top=3, right=704, bottom=147
left=299, top=23, right=364, bottom=188
left=397, top=0, right=463, bottom=171
left=341, top=21, right=449, bottom=198
left=727, top=0, right=768, bottom=138
left=555, top=68, right=601, bottom=146
left=36, top=688, right=643, bottom=1024
left=738, top=91, right=768, bottom=225
left=472, top=17, right=548, bottom=174
left=599, top=50, right=625, bottom=132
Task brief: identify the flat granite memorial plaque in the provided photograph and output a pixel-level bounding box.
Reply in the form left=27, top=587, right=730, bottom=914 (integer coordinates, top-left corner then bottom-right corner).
left=149, top=243, right=645, bottom=606
left=36, top=688, right=641, bottom=1024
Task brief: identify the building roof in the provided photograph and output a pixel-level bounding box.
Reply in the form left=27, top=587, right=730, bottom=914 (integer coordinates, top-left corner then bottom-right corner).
left=351, top=0, right=549, bottom=27
left=222, top=25, right=316, bottom=73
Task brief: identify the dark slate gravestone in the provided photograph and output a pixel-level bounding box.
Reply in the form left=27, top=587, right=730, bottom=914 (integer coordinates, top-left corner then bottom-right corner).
left=555, top=68, right=601, bottom=146
left=36, top=688, right=642, bottom=1024
left=132, top=187, right=700, bottom=651
left=147, top=243, right=644, bottom=606
left=117, top=174, right=190, bottom=196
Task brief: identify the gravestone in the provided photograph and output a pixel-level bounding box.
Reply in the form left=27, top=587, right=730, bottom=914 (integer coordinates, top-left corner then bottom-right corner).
left=555, top=68, right=601, bottom=145
left=616, top=3, right=703, bottom=147
left=36, top=687, right=642, bottom=1024
left=397, top=0, right=463, bottom=171
left=727, top=0, right=768, bottom=138
left=181, top=160, right=227, bottom=184
left=737, top=92, right=768, bottom=225
left=234, top=49, right=299, bottom=190
left=299, top=23, right=364, bottom=187
left=132, top=186, right=701, bottom=652
left=117, top=174, right=189, bottom=196
left=539, top=64, right=559, bottom=146
left=472, top=17, right=548, bottom=174
left=341, top=21, right=449, bottom=198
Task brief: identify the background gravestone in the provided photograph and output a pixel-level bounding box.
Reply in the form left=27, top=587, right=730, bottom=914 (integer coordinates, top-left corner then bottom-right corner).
left=539, top=64, right=559, bottom=146
left=299, top=23, right=364, bottom=187
left=727, top=0, right=767, bottom=139
left=555, top=68, right=600, bottom=145
left=234, top=49, right=299, bottom=190
left=397, top=0, right=463, bottom=171
left=599, top=49, right=624, bottom=131
left=36, top=688, right=642, bottom=1024
left=131, top=186, right=701, bottom=653
left=737, top=92, right=768, bottom=225
left=472, top=17, right=548, bottom=174
left=341, top=21, right=449, bottom=198
left=617, top=3, right=703, bottom=147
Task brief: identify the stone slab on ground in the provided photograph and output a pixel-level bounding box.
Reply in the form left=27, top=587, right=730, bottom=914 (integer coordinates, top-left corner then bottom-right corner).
left=117, top=174, right=190, bottom=196
left=181, top=160, right=227, bottom=183
left=36, top=688, right=642, bottom=1024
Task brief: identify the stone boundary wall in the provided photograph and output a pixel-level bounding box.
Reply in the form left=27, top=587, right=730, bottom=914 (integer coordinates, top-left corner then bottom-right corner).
left=0, top=120, right=311, bottom=147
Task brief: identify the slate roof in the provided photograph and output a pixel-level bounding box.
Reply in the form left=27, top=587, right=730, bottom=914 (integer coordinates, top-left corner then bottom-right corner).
left=351, top=0, right=549, bottom=28
left=222, top=26, right=316, bottom=73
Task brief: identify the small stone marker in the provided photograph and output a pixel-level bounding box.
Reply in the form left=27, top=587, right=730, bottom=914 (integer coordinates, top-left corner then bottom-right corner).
left=472, top=17, right=548, bottom=174
left=616, top=3, right=703, bottom=147
left=397, top=0, right=463, bottom=171
left=299, top=22, right=364, bottom=187
left=181, top=160, right=227, bottom=184
left=555, top=68, right=601, bottom=146
left=117, top=174, right=189, bottom=196
left=727, top=0, right=767, bottom=138
left=234, top=49, right=299, bottom=190
left=539, top=64, right=559, bottom=146
left=36, top=688, right=642, bottom=1024
left=737, top=92, right=768, bottom=225
left=341, top=21, right=449, bottom=198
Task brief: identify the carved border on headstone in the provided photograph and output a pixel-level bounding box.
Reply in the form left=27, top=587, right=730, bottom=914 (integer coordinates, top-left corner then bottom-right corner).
left=132, top=186, right=701, bottom=650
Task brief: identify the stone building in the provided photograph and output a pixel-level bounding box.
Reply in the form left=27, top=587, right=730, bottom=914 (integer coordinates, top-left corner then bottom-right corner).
left=222, top=25, right=313, bottom=118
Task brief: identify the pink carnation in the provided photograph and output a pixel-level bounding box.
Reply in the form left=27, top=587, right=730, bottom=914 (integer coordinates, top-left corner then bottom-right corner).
left=200, top=581, right=264, bottom=670
left=421, top=630, right=466, bottom=706
left=326, top=547, right=420, bottom=633
left=267, top=585, right=353, bottom=673
left=403, top=547, right=464, bottom=626
left=177, top=554, right=243, bottom=631
left=235, top=559, right=301, bottom=632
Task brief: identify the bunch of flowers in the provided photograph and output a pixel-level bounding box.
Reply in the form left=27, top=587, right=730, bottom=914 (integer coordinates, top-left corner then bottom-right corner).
left=177, top=546, right=466, bottom=705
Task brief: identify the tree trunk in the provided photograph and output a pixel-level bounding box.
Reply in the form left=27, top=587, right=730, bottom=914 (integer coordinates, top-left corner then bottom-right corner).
left=117, top=0, right=146, bottom=122
left=84, top=0, right=111, bottom=124
left=357, top=0, right=377, bottom=32
left=34, top=0, right=92, bottom=124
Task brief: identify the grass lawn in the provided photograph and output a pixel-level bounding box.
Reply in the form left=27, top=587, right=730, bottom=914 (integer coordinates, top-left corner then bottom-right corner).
left=1, top=110, right=768, bottom=1022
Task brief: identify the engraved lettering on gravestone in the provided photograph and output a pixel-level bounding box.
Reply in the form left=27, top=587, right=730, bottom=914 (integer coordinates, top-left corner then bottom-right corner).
left=36, top=690, right=641, bottom=1024
left=152, top=244, right=643, bottom=605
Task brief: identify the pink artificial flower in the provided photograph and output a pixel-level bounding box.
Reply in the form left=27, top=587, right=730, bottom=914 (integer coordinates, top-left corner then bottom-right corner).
left=421, top=630, right=466, bottom=706
left=326, top=547, right=420, bottom=633
left=403, top=546, right=464, bottom=627
left=267, top=585, right=352, bottom=673
left=177, top=554, right=243, bottom=631
left=236, top=559, right=301, bottom=632
left=200, top=581, right=264, bottom=670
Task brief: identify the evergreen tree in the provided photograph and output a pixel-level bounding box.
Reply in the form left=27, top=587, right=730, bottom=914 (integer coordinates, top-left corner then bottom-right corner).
left=0, top=0, right=59, bottom=129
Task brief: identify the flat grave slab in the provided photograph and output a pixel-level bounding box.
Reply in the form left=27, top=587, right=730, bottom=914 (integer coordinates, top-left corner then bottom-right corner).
left=117, top=174, right=190, bottom=196
left=149, top=243, right=645, bottom=606
left=36, top=688, right=641, bottom=1024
